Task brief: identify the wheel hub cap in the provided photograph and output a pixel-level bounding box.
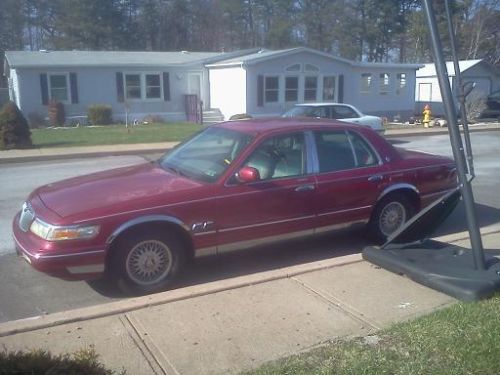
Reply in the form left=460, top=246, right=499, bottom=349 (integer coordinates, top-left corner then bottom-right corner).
left=126, top=240, right=172, bottom=286
left=380, top=202, right=406, bottom=236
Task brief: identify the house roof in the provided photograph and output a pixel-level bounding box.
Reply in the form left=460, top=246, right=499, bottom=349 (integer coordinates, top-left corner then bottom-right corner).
left=206, top=46, right=423, bottom=69
left=4, top=50, right=261, bottom=69
left=416, top=59, right=483, bottom=77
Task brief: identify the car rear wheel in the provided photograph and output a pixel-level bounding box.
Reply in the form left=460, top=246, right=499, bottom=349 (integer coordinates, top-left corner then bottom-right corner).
left=369, top=193, right=415, bottom=242
left=112, top=230, right=185, bottom=294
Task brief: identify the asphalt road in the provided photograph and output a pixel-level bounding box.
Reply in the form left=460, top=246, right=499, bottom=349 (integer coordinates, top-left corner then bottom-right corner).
left=0, top=132, right=499, bottom=323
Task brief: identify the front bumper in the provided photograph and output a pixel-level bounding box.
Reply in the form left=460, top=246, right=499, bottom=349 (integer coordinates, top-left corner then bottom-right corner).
left=12, top=212, right=106, bottom=281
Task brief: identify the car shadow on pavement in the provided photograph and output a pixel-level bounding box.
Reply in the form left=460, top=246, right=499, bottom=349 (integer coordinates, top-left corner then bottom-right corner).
left=87, top=228, right=371, bottom=298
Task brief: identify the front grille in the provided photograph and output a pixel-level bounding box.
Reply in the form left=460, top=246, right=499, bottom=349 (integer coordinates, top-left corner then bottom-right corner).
left=19, top=202, right=35, bottom=232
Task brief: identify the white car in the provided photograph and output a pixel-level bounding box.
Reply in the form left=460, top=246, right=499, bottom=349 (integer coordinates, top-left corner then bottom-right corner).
left=283, top=103, right=385, bottom=134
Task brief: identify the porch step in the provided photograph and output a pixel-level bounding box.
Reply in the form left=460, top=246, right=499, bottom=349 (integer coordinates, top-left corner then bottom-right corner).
left=203, top=108, right=224, bottom=125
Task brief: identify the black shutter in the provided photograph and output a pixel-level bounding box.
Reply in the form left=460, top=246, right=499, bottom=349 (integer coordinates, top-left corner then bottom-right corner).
left=163, top=72, right=170, bottom=101
left=40, top=74, right=49, bottom=105
left=257, top=75, right=264, bottom=107
left=116, top=72, right=124, bottom=102
left=338, top=74, right=344, bottom=103
left=70, top=73, right=79, bottom=104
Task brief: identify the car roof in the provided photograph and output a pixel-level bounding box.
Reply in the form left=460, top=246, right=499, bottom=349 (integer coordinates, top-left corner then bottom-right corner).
left=214, top=117, right=367, bottom=135
left=293, top=102, right=351, bottom=107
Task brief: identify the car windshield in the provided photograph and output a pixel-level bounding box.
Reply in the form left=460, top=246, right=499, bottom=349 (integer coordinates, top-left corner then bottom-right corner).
left=283, top=106, right=325, bottom=118
left=159, top=127, right=253, bottom=183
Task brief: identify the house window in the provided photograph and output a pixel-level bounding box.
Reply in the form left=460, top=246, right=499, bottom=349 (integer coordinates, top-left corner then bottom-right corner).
left=265, top=76, right=279, bottom=103
left=285, top=76, right=299, bottom=102
left=396, top=73, right=406, bottom=95
left=49, top=74, right=69, bottom=102
left=323, top=76, right=336, bottom=101
left=379, top=73, right=390, bottom=94
left=125, top=74, right=142, bottom=99
left=146, top=74, right=162, bottom=99
left=286, top=63, right=301, bottom=72
left=305, top=64, right=319, bottom=72
left=361, top=73, right=372, bottom=93
left=304, top=76, right=318, bottom=101
left=124, top=73, right=163, bottom=100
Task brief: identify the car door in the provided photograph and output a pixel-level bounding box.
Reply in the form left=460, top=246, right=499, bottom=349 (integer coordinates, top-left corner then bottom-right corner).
left=215, top=131, right=317, bottom=252
left=312, top=129, right=388, bottom=233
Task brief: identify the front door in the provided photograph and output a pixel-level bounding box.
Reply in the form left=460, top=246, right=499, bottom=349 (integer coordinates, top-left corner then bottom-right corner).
left=188, top=73, right=202, bottom=101
left=215, top=132, right=316, bottom=252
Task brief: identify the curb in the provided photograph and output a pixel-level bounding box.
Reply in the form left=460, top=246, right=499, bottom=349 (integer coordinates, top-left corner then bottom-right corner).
left=384, top=124, right=500, bottom=139
left=0, top=146, right=171, bottom=165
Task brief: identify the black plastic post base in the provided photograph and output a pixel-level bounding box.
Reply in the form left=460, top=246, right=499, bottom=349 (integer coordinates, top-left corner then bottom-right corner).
left=363, top=240, right=500, bottom=301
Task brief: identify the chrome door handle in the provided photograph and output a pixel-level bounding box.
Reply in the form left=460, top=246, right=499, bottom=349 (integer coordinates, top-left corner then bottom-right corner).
left=294, top=184, right=315, bottom=192
left=368, top=174, right=383, bottom=182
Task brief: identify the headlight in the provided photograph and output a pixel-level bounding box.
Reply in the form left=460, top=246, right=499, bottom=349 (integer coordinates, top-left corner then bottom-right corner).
left=29, top=219, right=100, bottom=241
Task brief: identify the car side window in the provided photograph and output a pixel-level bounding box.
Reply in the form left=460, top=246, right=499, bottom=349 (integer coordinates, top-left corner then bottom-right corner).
left=332, top=105, right=359, bottom=119
left=314, top=131, right=356, bottom=173
left=347, top=131, right=379, bottom=167
left=243, top=133, right=306, bottom=180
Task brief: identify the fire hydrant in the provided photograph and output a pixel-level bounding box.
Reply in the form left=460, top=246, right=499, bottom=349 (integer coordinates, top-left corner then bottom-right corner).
left=422, top=104, right=432, bottom=128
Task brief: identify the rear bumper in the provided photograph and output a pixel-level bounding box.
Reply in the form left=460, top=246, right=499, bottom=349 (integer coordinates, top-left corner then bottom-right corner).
left=12, top=212, right=106, bottom=281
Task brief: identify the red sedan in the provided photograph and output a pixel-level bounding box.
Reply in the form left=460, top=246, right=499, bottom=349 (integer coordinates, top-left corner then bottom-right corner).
left=13, top=118, right=457, bottom=293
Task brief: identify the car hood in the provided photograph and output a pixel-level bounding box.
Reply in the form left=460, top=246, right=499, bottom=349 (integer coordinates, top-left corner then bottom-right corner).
left=35, top=162, right=206, bottom=220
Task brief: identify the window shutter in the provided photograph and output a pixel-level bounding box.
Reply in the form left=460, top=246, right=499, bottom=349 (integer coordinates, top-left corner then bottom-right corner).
left=338, top=74, right=344, bottom=103
left=116, top=72, right=124, bottom=102
left=257, top=75, right=264, bottom=107
left=70, top=73, right=79, bottom=104
left=40, top=74, right=49, bottom=105
left=163, top=72, right=170, bottom=101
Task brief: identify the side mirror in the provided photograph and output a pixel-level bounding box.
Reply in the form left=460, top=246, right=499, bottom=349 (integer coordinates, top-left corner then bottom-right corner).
left=235, top=166, right=260, bottom=183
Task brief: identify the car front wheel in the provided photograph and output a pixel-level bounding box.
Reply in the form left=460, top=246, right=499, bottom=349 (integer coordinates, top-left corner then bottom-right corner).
left=112, top=230, right=185, bottom=294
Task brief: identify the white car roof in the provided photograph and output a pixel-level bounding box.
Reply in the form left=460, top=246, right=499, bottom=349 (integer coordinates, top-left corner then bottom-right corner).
left=294, top=103, right=353, bottom=107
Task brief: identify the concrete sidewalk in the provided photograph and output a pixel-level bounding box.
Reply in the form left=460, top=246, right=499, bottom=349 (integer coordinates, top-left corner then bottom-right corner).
left=1, top=226, right=499, bottom=374
left=1, top=122, right=499, bottom=164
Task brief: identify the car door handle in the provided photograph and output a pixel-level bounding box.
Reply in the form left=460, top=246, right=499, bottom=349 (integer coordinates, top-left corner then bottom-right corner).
left=368, top=174, right=383, bottom=182
left=294, top=184, right=316, bottom=192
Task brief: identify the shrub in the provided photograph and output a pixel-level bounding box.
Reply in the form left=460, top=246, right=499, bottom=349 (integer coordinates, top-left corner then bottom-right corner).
left=88, top=105, right=113, bottom=125
left=229, top=113, right=252, bottom=120
left=0, top=347, right=122, bottom=375
left=48, top=100, right=66, bottom=126
left=0, top=101, right=33, bottom=150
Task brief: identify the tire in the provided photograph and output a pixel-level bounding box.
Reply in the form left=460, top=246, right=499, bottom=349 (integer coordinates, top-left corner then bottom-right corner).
left=369, top=193, right=415, bottom=243
left=111, top=229, right=185, bottom=294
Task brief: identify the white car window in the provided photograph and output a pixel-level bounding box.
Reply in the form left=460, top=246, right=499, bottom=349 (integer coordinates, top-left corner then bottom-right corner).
left=333, top=105, right=359, bottom=119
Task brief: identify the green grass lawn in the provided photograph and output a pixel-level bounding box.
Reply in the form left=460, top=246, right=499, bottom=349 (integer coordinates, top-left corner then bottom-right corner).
left=31, top=122, right=204, bottom=148
left=245, top=295, right=500, bottom=375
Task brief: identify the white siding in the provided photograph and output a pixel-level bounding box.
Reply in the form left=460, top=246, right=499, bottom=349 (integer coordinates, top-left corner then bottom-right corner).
left=209, top=66, right=247, bottom=119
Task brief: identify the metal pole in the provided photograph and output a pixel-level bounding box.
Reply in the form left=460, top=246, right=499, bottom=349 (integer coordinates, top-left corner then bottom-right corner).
left=445, top=0, right=475, bottom=177
left=422, top=0, right=485, bottom=269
